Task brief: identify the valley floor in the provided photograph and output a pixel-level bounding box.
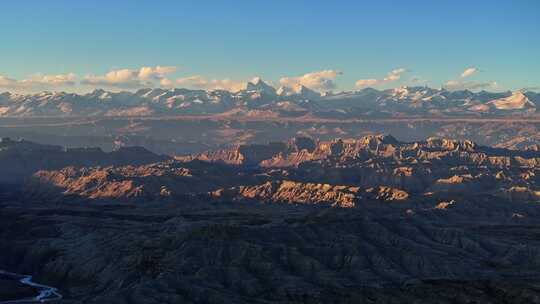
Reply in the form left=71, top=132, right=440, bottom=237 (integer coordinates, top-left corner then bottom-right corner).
left=2, top=195, right=540, bottom=303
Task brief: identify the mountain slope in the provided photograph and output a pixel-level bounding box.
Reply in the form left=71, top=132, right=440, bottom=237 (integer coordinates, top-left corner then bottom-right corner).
left=488, top=91, right=536, bottom=110
left=0, top=86, right=537, bottom=118
left=27, top=135, right=540, bottom=203
left=0, top=137, right=168, bottom=183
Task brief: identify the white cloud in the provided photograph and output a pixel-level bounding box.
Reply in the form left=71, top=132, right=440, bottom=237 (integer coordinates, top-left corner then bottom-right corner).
left=0, top=76, right=19, bottom=88
left=354, top=79, right=380, bottom=87
left=209, top=79, right=246, bottom=92
left=175, top=75, right=246, bottom=92
left=279, top=70, right=342, bottom=92
left=461, top=67, right=478, bottom=78
left=0, top=65, right=507, bottom=94
left=82, top=69, right=146, bottom=88
left=443, top=67, right=498, bottom=91
left=443, top=80, right=498, bottom=91
left=159, top=78, right=173, bottom=87
left=0, top=73, right=76, bottom=91
left=176, top=75, right=209, bottom=88
left=26, top=73, right=76, bottom=86
left=355, top=68, right=406, bottom=88
left=82, top=66, right=177, bottom=89
left=138, top=66, right=177, bottom=80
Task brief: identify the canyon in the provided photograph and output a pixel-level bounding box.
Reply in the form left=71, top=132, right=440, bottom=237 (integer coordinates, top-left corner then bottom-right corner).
left=0, top=134, right=540, bottom=302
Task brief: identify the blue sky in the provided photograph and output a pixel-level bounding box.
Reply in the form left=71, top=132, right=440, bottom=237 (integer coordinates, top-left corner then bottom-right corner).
left=0, top=0, right=539, bottom=93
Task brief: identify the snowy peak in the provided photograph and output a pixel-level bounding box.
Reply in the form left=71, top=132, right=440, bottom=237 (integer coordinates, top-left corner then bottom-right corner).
left=0, top=86, right=537, bottom=117
left=245, top=77, right=276, bottom=95
left=488, top=91, right=536, bottom=110
left=292, top=84, right=321, bottom=99
left=276, top=84, right=320, bottom=100
left=276, top=86, right=293, bottom=96
left=388, top=86, right=442, bottom=101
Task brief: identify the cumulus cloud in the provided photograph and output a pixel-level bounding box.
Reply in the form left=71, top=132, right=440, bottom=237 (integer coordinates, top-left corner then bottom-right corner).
left=461, top=67, right=478, bottom=78
left=355, top=68, right=406, bottom=88
left=82, top=66, right=177, bottom=89
left=0, top=73, right=76, bottom=91
left=443, top=67, right=498, bottom=91
left=279, top=70, right=342, bottom=92
left=0, top=76, right=19, bottom=88
left=175, top=75, right=246, bottom=92
left=209, top=79, right=246, bottom=92
left=138, top=66, right=177, bottom=80
left=82, top=69, right=147, bottom=88
left=159, top=78, right=174, bottom=87
left=443, top=80, right=498, bottom=91
left=27, top=73, right=76, bottom=86
left=176, top=75, right=209, bottom=88
left=354, top=79, right=380, bottom=88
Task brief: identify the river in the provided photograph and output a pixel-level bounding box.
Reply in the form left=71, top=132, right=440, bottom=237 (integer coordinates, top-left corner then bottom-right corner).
left=0, top=270, right=62, bottom=303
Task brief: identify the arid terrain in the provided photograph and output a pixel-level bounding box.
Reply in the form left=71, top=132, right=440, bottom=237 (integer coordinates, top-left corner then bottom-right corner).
left=3, top=1, right=539, bottom=302
left=1, top=115, right=539, bottom=157
left=1, top=80, right=540, bottom=304
left=1, top=131, right=540, bottom=303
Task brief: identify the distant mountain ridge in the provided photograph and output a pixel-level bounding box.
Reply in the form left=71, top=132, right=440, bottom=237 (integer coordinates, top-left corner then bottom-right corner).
left=0, top=80, right=539, bottom=118
left=27, top=134, right=540, bottom=203
left=0, top=137, right=168, bottom=183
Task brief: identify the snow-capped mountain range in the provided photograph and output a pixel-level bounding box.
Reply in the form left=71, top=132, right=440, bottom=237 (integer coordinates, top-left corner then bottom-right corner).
left=0, top=78, right=538, bottom=118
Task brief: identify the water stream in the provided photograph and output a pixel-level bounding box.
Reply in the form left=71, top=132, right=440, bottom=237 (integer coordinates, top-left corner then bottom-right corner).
left=0, top=270, right=62, bottom=303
